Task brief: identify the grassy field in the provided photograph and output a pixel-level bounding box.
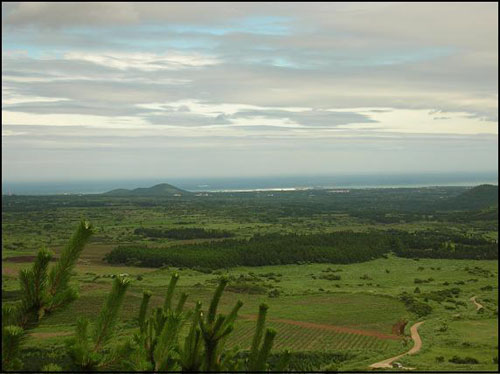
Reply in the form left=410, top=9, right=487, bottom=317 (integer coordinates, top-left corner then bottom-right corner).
left=2, top=189, right=498, bottom=371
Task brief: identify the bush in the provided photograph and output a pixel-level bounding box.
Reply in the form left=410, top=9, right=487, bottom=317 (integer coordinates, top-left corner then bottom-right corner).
left=399, top=293, right=432, bottom=317
left=268, top=289, right=280, bottom=298
left=449, top=356, right=479, bottom=364
left=320, top=274, right=341, bottom=281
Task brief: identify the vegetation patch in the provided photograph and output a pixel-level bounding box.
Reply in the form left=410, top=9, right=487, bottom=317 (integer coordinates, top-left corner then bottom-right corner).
left=105, top=231, right=398, bottom=269
left=134, top=227, right=234, bottom=240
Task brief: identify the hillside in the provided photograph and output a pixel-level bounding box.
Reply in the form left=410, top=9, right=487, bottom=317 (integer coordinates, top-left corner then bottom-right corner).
left=103, top=183, right=190, bottom=196
left=441, top=184, right=498, bottom=210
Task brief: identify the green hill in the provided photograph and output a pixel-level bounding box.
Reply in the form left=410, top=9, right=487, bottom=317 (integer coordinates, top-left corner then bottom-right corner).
left=442, top=184, right=498, bottom=210
left=103, top=183, right=190, bottom=197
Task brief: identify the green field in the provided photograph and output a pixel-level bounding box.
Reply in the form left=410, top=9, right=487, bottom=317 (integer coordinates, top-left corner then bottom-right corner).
left=2, top=186, right=498, bottom=371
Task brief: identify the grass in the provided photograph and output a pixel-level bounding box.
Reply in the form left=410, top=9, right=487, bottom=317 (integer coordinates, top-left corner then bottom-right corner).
left=2, top=190, right=498, bottom=371
left=7, top=256, right=496, bottom=370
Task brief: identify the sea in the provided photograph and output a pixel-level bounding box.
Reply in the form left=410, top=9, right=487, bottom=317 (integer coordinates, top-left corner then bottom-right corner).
left=2, top=172, right=498, bottom=195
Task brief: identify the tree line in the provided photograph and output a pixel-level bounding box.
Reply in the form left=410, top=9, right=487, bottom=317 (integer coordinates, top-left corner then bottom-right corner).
left=106, top=229, right=498, bottom=269
left=105, top=231, right=398, bottom=269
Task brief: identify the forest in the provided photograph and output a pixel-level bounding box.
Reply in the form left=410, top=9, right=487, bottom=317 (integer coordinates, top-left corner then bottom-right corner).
left=106, top=230, right=498, bottom=269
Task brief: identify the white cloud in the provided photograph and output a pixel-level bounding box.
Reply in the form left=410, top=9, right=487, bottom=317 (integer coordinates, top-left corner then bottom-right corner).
left=63, top=51, right=221, bottom=71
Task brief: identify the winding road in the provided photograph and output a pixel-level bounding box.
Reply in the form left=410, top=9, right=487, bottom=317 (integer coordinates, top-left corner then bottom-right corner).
left=369, top=321, right=424, bottom=370
left=470, top=296, right=484, bottom=311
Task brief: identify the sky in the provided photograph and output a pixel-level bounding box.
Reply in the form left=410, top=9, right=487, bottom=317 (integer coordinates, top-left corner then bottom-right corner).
left=2, top=2, right=498, bottom=182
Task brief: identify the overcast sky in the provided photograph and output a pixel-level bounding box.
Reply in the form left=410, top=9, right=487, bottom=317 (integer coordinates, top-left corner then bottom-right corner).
left=2, top=2, right=498, bottom=182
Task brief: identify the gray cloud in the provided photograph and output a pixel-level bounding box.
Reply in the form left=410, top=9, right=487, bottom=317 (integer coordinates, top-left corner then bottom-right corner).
left=2, top=2, right=497, bottom=181
left=230, top=109, right=376, bottom=127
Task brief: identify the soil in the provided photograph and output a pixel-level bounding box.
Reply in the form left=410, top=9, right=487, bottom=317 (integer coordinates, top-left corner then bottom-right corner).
left=369, top=321, right=424, bottom=370
left=470, top=296, right=484, bottom=310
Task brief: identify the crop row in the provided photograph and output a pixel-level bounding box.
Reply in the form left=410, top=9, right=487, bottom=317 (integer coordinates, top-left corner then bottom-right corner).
left=227, top=320, right=392, bottom=352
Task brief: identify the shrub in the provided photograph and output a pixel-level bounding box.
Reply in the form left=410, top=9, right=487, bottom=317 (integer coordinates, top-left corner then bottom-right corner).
left=399, top=293, right=432, bottom=317
left=268, top=289, right=280, bottom=298
left=319, top=274, right=341, bottom=281
left=449, top=356, right=479, bottom=364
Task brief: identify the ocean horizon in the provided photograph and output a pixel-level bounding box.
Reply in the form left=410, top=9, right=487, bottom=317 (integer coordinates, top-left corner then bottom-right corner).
left=2, top=172, right=498, bottom=195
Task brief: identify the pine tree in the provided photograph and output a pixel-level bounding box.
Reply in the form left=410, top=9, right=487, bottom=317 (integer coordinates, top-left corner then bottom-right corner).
left=67, top=275, right=131, bottom=370
left=1, top=220, right=93, bottom=371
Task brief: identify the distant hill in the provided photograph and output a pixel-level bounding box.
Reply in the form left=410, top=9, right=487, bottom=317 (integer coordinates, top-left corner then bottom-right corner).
left=103, top=183, right=190, bottom=197
left=441, top=184, right=498, bottom=210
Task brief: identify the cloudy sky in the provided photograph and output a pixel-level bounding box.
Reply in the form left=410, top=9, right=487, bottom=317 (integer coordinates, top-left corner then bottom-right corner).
left=2, top=2, right=498, bottom=182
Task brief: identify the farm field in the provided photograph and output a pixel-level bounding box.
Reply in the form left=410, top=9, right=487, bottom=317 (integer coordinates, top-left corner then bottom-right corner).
left=2, top=185, right=498, bottom=371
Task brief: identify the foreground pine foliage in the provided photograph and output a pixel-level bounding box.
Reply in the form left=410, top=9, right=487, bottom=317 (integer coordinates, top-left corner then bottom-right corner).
left=66, top=273, right=289, bottom=371
left=2, top=221, right=288, bottom=372
left=2, top=221, right=93, bottom=371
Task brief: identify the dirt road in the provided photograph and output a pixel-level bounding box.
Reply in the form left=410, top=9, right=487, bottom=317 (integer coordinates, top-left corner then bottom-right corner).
left=369, top=321, right=424, bottom=370
left=470, top=296, right=483, bottom=310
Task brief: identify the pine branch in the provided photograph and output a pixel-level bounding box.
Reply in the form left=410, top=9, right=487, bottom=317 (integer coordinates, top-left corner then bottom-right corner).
left=255, top=328, right=277, bottom=371
left=207, top=277, right=228, bottom=324
left=48, top=220, right=93, bottom=298
left=248, top=303, right=269, bottom=369
left=163, top=273, right=179, bottom=312
left=92, top=276, right=130, bottom=351
left=175, top=292, right=188, bottom=314
left=138, top=290, right=152, bottom=332
left=2, top=325, right=25, bottom=371
left=2, top=304, right=20, bottom=328
left=180, top=301, right=203, bottom=371
left=153, top=313, right=183, bottom=371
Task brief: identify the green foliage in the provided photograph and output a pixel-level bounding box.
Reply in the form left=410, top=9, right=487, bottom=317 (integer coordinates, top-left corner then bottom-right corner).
left=449, top=355, right=480, bottom=364
left=41, top=363, right=63, bottom=371
left=2, top=325, right=25, bottom=370
left=2, top=221, right=93, bottom=372
left=135, top=227, right=234, bottom=240
left=116, top=274, right=284, bottom=372
left=138, top=290, right=152, bottom=331
left=391, top=229, right=497, bottom=260
left=47, top=221, right=93, bottom=311
left=399, top=292, right=433, bottom=317
left=179, top=301, right=203, bottom=371
left=93, top=276, right=130, bottom=350
left=68, top=276, right=131, bottom=370
left=2, top=304, right=20, bottom=328
left=106, top=231, right=397, bottom=269
left=18, top=248, right=53, bottom=325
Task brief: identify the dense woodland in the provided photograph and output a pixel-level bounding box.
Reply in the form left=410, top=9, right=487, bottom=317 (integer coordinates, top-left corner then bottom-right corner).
left=105, top=231, right=397, bottom=269
left=106, top=229, right=498, bottom=269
